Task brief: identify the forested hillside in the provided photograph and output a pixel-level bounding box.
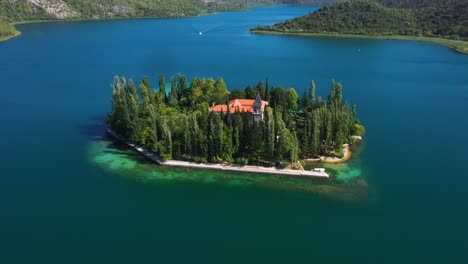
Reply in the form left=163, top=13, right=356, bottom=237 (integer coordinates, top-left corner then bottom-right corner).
left=252, top=0, right=468, bottom=40
left=0, top=0, right=205, bottom=22
left=206, top=0, right=340, bottom=11
left=0, top=0, right=342, bottom=22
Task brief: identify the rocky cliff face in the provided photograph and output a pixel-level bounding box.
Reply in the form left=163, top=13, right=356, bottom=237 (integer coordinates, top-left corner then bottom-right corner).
left=0, top=0, right=202, bottom=21
left=28, top=0, right=80, bottom=19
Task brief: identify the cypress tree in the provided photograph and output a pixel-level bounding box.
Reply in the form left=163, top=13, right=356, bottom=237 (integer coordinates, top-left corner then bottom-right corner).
left=265, top=78, right=270, bottom=101
left=170, top=77, right=178, bottom=104
left=309, top=80, right=316, bottom=109
left=159, top=74, right=166, bottom=103
left=256, top=81, right=265, bottom=99
left=126, top=79, right=140, bottom=142
left=265, top=107, right=275, bottom=160
left=311, top=112, right=320, bottom=156
left=301, top=90, right=309, bottom=111
left=177, top=74, right=188, bottom=99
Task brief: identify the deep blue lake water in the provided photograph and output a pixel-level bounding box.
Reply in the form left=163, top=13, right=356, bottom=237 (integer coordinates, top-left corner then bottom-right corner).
left=1, top=6, right=468, bottom=263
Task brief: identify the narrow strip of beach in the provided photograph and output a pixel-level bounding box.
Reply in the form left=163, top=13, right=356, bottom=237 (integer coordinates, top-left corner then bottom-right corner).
left=250, top=30, right=468, bottom=54
left=106, top=129, right=329, bottom=179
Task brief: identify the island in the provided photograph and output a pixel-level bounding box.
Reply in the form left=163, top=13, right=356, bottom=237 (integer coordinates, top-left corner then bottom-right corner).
left=250, top=0, right=468, bottom=54
left=105, top=74, right=365, bottom=178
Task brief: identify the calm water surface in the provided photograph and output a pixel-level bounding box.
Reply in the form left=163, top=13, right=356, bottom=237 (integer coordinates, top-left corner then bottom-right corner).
left=1, top=6, right=468, bottom=263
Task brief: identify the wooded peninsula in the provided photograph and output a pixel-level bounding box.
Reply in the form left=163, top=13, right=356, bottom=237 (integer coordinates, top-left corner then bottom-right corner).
left=107, top=74, right=365, bottom=167
left=251, top=0, right=468, bottom=54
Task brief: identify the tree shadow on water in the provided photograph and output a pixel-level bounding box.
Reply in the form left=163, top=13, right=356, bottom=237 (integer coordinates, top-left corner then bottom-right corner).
left=77, top=114, right=108, bottom=141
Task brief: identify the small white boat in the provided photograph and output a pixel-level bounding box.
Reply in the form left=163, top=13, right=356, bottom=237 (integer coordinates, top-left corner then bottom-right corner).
left=313, top=168, right=326, bottom=173
left=199, top=32, right=203, bottom=35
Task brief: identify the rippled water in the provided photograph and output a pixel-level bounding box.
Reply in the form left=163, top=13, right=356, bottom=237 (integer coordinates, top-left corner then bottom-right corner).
left=1, top=6, right=468, bottom=263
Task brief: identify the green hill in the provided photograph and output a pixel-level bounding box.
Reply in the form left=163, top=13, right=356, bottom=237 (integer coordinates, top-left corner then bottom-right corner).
left=251, top=0, right=468, bottom=53
left=0, top=0, right=205, bottom=22
left=254, top=1, right=417, bottom=35
left=253, top=0, right=467, bottom=39
left=205, top=1, right=342, bottom=11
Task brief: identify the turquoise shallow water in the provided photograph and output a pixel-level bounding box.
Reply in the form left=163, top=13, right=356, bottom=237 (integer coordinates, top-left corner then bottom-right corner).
left=1, top=6, right=468, bottom=263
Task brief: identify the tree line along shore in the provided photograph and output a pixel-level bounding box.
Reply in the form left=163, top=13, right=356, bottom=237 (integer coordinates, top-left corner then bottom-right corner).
left=251, top=0, right=468, bottom=54
left=0, top=0, right=334, bottom=42
left=107, top=74, right=365, bottom=168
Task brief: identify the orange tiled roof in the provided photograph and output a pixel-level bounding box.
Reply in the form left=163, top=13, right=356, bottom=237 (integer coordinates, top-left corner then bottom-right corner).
left=209, top=99, right=268, bottom=114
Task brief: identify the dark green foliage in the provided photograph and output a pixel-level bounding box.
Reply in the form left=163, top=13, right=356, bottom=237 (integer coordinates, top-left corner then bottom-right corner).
left=244, top=85, right=258, bottom=99
left=206, top=0, right=340, bottom=12
left=252, top=0, right=468, bottom=40
left=108, top=74, right=363, bottom=164
left=229, top=89, right=246, bottom=99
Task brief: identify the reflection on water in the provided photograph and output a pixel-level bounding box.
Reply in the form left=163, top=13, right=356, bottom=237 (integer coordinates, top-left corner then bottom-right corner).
left=88, top=138, right=377, bottom=203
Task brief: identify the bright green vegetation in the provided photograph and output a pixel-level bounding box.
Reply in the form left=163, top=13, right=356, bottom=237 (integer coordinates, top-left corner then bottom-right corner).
left=251, top=0, right=468, bottom=53
left=107, top=74, right=364, bottom=165
left=0, top=21, right=20, bottom=41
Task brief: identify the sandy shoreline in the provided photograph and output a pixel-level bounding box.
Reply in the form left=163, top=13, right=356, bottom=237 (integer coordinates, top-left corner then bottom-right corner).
left=304, top=144, right=352, bottom=164
left=107, top=129, right=329, bottom=179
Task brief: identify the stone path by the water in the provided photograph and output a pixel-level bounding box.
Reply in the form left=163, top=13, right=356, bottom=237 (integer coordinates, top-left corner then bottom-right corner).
left=107, top=129, right=329, bottom=179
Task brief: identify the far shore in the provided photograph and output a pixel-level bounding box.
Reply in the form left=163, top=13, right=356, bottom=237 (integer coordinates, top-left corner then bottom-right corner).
left=106, top=129, right=330, bottom=179
left=2, top=12, right=217, bottom=43
left=251, top=29, right=468, bottom=54
left=11, top=11, right=217, bottom=26
left=3, top=12, right=218, bottom=43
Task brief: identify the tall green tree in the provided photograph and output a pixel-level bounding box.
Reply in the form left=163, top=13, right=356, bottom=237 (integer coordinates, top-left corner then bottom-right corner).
left=159, top=74, right=166, bottom=103
left=309, top=80, right=316, bottom=109
left=287, top=88, right=299, bottom=111
left=301, top=90, right=309, bottom=110
left=256, top=81, right=265, bottom=99
left=213, top=78, right=229, bottom=104
left=265, top=78, right=270, bottom=101
left=244, top=85, right=258, bottom=99
left=230, top=88, right=245, bottom=99
left=170, top=77, right=178, bottom=104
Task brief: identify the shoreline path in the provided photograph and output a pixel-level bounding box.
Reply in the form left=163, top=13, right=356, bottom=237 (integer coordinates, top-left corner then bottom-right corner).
left=107, top=129, right=329, bottom=179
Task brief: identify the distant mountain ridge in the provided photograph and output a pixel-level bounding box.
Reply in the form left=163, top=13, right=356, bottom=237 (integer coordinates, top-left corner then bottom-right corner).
left=0, top=0, right=205, bottom=22
left=0, top=0, right=342, bottom=22
left=252, top=0, right=468, bottom=40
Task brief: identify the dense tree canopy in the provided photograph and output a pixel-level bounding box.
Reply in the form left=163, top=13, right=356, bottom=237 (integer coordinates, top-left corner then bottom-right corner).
left=107, top=74, right=364, bottom=166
